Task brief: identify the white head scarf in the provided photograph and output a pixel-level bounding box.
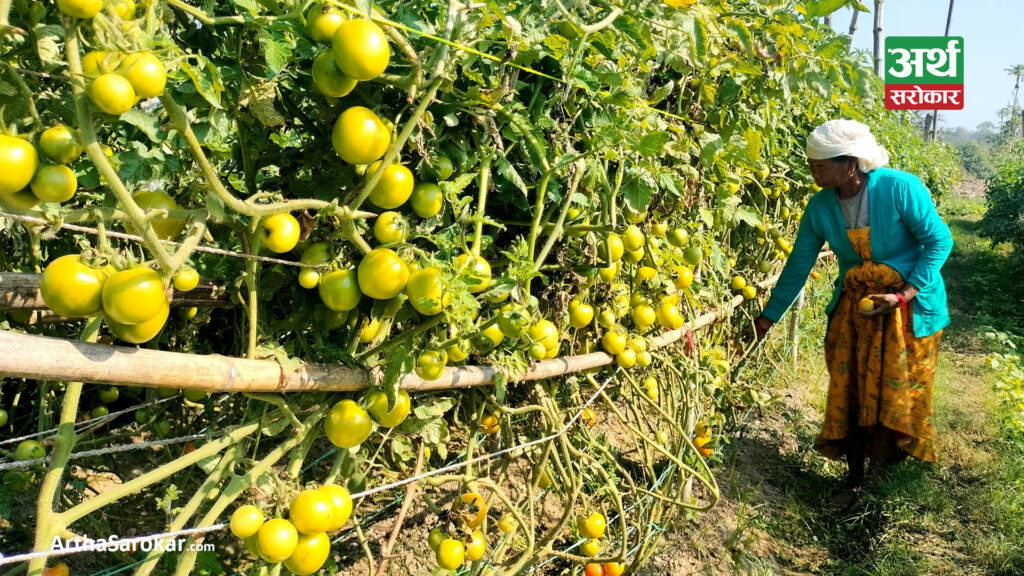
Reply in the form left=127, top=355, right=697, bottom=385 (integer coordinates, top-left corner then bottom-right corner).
left=805, top=119, right=890, bottom=173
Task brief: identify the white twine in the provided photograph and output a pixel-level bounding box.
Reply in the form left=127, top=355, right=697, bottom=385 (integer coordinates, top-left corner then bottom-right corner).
left=0, top=211, right=313, bottom=268
left=0, top=432, right=215, bottom=472
left=0, top=372, right=617, bottom=567
left=0, top=396, right=178, bottom=447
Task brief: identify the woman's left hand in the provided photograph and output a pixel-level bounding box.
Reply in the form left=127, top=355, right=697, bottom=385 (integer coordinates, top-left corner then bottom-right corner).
left=860, top=293, right=901, bottom=317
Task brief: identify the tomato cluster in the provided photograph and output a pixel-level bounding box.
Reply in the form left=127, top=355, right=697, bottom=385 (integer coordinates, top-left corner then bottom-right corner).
left=693, top=421, right=714, bottom=458
left=577, top=511, right=608, bottom=558
left=426, top=491, right=492, bottom=569
left=0, top=126, right=83, bottom=210
left=82, top=50, right=167, bottom=115
left=585, top=561, right=626, bottom=576
left=39, top=258, right=171, bottom=344
left=229, top=484, right=352, bottom=575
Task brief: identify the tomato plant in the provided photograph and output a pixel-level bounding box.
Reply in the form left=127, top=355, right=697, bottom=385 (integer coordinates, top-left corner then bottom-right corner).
left=0, top=1, right=963, bottom=574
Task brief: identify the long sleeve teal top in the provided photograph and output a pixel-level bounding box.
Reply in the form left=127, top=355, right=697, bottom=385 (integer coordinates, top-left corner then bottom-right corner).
left=762, top=167, right=953, bottom=338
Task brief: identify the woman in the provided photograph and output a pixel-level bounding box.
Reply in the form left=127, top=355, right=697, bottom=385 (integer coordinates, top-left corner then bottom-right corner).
left=754, top=119, right=952, bottom=505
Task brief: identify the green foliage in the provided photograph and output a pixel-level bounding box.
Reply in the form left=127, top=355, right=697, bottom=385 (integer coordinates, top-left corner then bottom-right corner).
left=979, top=140, right=1024, bottom=258
left=957, top=140, right=995, bottom=179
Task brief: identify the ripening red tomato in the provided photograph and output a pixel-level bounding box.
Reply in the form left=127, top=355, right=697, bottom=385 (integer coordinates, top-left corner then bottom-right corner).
left=454, top=493, right=487, bottom=528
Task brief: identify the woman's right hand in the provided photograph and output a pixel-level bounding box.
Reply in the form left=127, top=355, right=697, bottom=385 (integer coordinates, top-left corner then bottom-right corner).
left=754, top=315, right=775, bottom=342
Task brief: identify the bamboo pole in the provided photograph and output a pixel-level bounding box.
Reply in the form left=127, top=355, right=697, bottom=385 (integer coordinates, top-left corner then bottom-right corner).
left=0, top=273, right=233, bottom=311
left=873, top=1, right=885, bottom=76
left=0, top=289, right=742, bottom=393
left=788, top=288, right=805, bottom=371
left=0, top=256, right=830, bottom=393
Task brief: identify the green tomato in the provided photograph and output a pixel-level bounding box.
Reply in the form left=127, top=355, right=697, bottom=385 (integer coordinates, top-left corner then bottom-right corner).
left=28, top=165, right=75, bottom=202
left=305, top=6, right=345, bottom=43
left=15, top=440, right=46, bottom=461
left=312, top=50, right=357, bottom=98
left=406, top=266, right=448, bottom=316
left=364, top=388, right=411, bottom=427
left=89, top=73, right=136, bottom=115
left=324, top=400, right=372, bottom=448
left=358, top=248, right=409, bottom=299
left=332, top=106, right=390, bottom=165
left=98, top=386, right=119, bottom=404
left=319, top=269, right=361, bottom=311
left=102, top=267, right=167, bottom=325
left=410, top=182, right=443, bottom=218
left=39, top=125, right=83, bottom=164
left=373, top=211, right=407, bottom=244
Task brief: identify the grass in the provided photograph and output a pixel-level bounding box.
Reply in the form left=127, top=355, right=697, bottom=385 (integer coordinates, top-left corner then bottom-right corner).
left=704, top=197, right=1024, bottom=576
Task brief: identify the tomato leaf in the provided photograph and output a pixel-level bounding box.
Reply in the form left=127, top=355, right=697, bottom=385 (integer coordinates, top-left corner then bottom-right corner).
left=178, top=57, right=224, bottom=108
left=412, top=397, right=455, bottom=419
left=621, top=169, right=654, bottom=212
left=391, top=435, right=415, bottom=463
left=401, top=416, right=449, bottom=444
left=633, top=131, right=671, bottom=157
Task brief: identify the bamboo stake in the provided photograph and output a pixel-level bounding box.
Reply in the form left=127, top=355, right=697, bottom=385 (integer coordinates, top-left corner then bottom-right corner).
left=0, top=256, right=830, bottom=393
left=873, top=1, right=885, bottom=76
left=0, top=273, right=233, bottom=311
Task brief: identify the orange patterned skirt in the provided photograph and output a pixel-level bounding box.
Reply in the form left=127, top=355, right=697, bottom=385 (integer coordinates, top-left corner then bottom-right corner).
left=817, top=227, right=941, bottom=463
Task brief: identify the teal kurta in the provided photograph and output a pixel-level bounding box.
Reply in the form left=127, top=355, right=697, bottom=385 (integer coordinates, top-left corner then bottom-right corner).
left=762, top=167, right=953, bottom=338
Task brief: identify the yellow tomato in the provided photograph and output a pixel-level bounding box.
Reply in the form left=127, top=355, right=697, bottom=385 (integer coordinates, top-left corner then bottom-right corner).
left=332, top=19, right=390, bottom=81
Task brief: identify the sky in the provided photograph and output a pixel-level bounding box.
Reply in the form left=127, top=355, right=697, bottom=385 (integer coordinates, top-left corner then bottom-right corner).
left=830, top=0, right=1024, bottom=131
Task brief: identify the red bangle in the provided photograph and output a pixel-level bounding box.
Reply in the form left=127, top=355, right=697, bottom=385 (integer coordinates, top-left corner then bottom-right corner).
left=895, top=293, right=907, bottom=309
